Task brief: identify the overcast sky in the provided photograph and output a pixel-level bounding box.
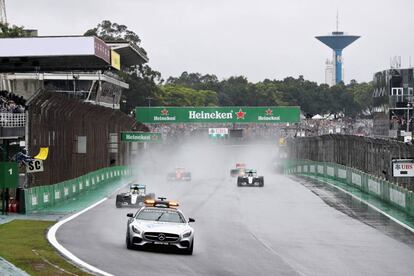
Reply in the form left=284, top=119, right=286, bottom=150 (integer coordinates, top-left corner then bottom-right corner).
left=6, top=0, right=414, bottom=84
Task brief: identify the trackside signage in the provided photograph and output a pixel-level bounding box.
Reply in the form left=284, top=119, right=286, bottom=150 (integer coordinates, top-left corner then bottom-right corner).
left=120, top=132, right=162, bottom=143
left=135, top=107, right=300, bottom=123
left=392, top=159, right=414, bottom=177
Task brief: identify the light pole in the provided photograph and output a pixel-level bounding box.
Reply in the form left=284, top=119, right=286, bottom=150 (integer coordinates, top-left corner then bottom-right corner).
left=407, top=103, right=412, bottom=132
left=145, top=97, right=153, bottom=107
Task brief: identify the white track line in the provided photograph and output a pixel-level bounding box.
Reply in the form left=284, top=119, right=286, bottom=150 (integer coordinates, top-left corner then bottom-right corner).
left=47, top=197, right=114, bottom=276
left=301, top=175, right=414, bottom=233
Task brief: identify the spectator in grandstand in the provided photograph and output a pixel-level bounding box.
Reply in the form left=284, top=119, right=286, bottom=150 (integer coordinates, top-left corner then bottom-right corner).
left=0, top=91, right=26, bottom=113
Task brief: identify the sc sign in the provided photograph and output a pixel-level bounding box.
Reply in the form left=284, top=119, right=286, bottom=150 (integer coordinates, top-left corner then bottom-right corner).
left=27, top=160, right=44, bottom=173
left=392, top=159, right=414, bottom=177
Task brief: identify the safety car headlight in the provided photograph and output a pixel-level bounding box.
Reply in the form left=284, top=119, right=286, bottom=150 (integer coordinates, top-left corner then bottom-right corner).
left=182, top=230, right=192, bottom=238
left=132, top=225, right=141, bottom=234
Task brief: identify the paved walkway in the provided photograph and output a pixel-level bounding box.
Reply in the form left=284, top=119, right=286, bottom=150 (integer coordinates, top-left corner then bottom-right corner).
left=0, top=257, right=29, bottom=276
left=299, top=174, right=414, bottom=230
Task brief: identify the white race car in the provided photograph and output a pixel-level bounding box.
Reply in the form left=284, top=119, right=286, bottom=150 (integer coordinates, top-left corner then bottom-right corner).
left=237, top=169, right=264, bottom=187
left=116, top=184, right=155, bottom=208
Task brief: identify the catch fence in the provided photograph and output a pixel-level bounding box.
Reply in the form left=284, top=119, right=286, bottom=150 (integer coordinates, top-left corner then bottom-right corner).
left=288, top=135, right=414, bottom=191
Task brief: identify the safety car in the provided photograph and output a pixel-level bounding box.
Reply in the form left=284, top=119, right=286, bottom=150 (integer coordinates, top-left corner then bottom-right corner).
left=116, top=184, right=155, bottom=208
left=125, top=197, right=195, bottom=255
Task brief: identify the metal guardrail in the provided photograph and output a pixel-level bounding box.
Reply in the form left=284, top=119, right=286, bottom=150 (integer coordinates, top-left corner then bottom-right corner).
left=0, top=113, right=26, bottom=127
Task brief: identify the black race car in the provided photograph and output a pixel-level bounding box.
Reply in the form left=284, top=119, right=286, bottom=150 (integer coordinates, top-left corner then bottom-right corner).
left=237, top=169, right=264, bottom=187
left=167, top=168, right=191, bottom=181
left=116, top=184, right=155, bottom=208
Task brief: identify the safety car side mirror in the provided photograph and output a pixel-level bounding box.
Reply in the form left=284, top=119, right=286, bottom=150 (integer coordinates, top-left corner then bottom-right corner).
left=126, top=213, right=133, bottom=218
left=188, top=218, right=195, bottom=223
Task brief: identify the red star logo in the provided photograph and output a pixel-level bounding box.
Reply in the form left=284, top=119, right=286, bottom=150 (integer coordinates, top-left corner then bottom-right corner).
left=265, top=108, right=273, bottom=116
left=160, top=108, right=169, bottom=116
left=236, top=109, right=246, bottom=120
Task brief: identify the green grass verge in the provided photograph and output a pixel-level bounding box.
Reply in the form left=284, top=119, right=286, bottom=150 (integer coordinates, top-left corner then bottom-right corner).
left=0, top=220, right=92, bottom=276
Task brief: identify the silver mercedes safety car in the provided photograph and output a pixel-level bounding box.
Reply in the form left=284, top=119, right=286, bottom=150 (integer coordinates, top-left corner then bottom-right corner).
left=125, top=198, right=195, bottom=255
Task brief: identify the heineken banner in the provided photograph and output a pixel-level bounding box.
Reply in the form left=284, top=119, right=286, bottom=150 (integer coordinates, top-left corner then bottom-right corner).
left=120, top=132, right=162, bottom=143
left=135, top=106, right=300, bottom=123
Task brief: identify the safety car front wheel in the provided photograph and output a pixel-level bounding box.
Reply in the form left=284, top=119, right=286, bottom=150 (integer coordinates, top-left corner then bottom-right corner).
left=183, top=239, right=194, bottom=255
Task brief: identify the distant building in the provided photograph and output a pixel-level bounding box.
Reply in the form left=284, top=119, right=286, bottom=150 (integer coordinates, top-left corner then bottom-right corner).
left=325, top=58, right=335, bottom=86
left=372, top=68, right=414, bottom=138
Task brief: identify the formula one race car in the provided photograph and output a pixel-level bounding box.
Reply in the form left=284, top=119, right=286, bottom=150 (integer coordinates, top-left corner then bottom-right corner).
left=237, top=169, right=264, bottom=187
left=230, top=163, right=246, bottom=177
left=116, top=184, right=155, bottom=208
left=167, top=168, right=191, bottom=181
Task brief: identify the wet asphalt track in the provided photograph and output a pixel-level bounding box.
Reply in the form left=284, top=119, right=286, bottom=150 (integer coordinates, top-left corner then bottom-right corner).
left=57, top=146, right=414, bottom=276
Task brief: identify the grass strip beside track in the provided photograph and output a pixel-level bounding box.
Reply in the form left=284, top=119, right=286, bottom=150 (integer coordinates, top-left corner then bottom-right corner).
left=0, top=220, right=91, bottom=276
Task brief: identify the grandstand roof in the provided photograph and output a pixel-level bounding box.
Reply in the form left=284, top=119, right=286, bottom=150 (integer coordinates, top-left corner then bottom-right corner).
left=106, top=41, right=149, bottom=66
left=0, top=36, right=147, bottom=73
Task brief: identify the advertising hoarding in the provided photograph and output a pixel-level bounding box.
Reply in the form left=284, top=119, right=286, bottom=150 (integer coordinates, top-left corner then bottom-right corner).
left=135, top=106, right=300, bottom=124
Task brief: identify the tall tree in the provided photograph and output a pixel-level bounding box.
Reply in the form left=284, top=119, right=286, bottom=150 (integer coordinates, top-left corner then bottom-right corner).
left=0, top=22, right=25, bottom=38
left=84, top=20, right=160, bottom=112
left=164, top=72, right=372, bottom=117
left=159, top=85, right=218, bottom=106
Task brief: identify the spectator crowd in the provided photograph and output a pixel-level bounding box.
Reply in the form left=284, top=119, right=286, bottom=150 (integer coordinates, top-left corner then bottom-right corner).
left=147, top=118, right=374, bottom=143
left=0, top=90, right=26, bottom=113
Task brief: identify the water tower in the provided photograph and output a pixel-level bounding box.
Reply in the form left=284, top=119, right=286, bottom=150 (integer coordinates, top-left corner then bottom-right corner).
left=316, top=16, right=360, bottom=84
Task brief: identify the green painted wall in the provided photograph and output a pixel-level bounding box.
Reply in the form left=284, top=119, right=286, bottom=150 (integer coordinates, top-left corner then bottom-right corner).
left=24, top=166, right=131, bottom=213
left=286, top=160, right=414, bottom=217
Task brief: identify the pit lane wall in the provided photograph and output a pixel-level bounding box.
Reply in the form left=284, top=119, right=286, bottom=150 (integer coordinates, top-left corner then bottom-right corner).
left=24, top=166, right=131, bottom=213
left=285, top=160, right=414, bottom=216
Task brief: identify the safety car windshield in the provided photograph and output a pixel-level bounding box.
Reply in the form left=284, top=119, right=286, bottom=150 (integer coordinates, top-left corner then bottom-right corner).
left=136, top=208, right=185, bottom=223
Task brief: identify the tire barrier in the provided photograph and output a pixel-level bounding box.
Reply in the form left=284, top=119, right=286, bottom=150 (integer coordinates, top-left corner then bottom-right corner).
left=24, top=166, right=131, bottom=213
left=285, top=160, right=414, bottom=217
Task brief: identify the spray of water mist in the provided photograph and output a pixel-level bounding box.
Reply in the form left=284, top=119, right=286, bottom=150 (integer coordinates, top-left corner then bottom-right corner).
left=128, top=136, right=282, bottom=201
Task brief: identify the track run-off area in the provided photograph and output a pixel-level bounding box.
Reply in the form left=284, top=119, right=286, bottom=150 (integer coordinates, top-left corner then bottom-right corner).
left=56, top=144, right=414, bottom=276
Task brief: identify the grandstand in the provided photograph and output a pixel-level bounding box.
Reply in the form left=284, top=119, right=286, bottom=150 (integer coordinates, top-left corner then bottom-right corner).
left=0, top=35, right=148, bottom=209
left=0, top=36, right=147, bottom=109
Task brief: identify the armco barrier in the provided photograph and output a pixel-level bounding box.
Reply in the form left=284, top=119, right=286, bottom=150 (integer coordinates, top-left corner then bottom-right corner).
left=24, top=166, right=131, bottom=213
left=285, top=160, right=414, bottom=217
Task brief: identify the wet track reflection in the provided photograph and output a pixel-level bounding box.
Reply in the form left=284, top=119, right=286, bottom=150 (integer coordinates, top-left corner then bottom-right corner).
left=298, top=177, right=414, bottom=249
